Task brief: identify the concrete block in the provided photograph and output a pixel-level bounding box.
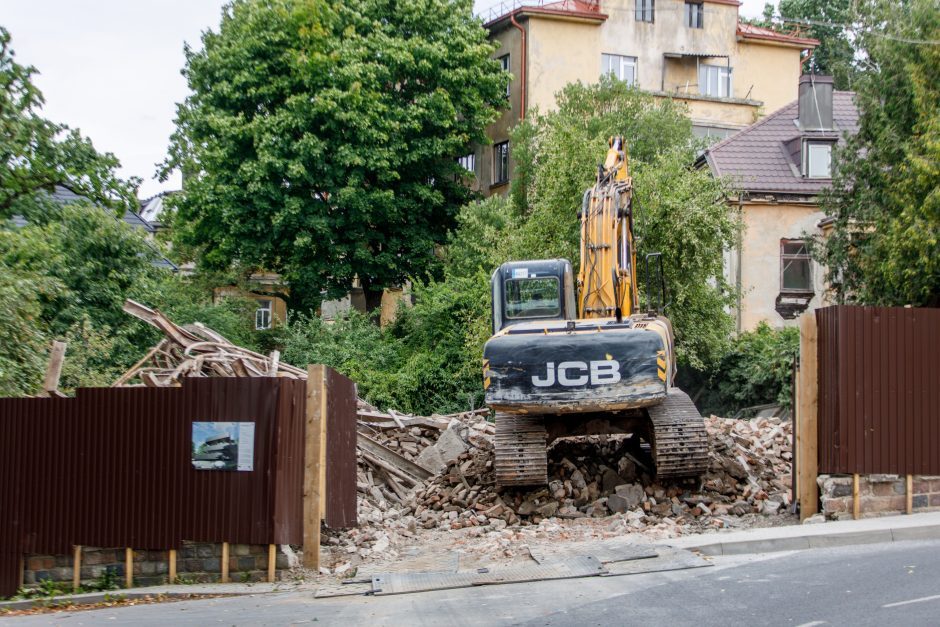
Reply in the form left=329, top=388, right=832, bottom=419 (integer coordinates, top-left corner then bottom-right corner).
left=868, top=474, right=899, bottom=483
left=871, top=481, right=905, bottom=497
left=913, top=495, right=928, bottom=509
left=892, top=524, right=940, bottom=542
left=234, top=544, right=251, bottom=557
left=720, top=536, right=812, bottom=555
left=930, top=493, right=940, bottom=507
left=203, top=558, right=221, bottom=572
left=238, top=556, right=256, bottom=571
left=435, top=425, right=469, bottom=464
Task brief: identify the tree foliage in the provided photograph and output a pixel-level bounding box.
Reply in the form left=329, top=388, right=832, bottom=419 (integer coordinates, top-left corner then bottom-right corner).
left=165, top=0, right=507, bottom=310
left=0, top=27, right=137, bottom=222
left=756, top=0, right=860, bottom=90
left=818, top=0, right=940, bottom=307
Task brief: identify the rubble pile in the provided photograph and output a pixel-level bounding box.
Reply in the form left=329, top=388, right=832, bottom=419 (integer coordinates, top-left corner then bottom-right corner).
left=351, top=413, right=793, bottom=539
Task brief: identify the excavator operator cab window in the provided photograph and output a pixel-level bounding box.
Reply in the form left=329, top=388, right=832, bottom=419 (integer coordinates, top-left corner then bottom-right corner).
left=491, top=259, right=574, bottom=333
left=504, top=277, right=560, bottom=319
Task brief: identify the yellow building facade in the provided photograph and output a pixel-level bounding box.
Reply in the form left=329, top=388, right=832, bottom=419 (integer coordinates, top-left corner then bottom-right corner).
left=473, top=0, right=817, bottom=193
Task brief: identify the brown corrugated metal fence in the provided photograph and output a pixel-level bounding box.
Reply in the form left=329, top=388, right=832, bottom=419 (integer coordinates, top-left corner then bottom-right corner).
left=817, top=305, right=940, bottom=475
left=0, top=377, right=306, bottom=598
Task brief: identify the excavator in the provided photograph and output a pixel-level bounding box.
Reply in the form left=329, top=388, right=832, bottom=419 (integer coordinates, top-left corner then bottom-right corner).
left=482, top=137, right=708, bottom=487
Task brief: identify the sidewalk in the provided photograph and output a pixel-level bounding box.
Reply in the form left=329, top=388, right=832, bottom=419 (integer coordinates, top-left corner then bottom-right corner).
left=660, top=510, right=940, bottom=555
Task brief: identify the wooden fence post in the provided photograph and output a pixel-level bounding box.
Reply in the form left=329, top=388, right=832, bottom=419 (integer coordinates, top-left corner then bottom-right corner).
left=797, top=312, right=819, bottom=521
left=221, top=542, right=229, bottom=583
left=168, top=549, right=177, bottom=584
left=303, top=365, right=327, bottom=571
left=267, top=544, right=277, bottom=583
left=125, top=548, right=133, bottom=589
left=73, top=545, right=82, bottom=591
left=906, top=474, right=913, bottom=514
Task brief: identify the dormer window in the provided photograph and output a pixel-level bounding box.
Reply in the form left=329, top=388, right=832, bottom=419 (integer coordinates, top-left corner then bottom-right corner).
left=803, top=141, right=832, bottom=178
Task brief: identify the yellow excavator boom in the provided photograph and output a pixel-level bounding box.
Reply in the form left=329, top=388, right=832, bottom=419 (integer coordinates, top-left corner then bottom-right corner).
left=577, top=136, right=638, bottom=320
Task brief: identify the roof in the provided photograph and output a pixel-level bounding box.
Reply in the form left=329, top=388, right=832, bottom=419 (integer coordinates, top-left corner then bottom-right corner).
left=482, top=0, right=607, bottom=29
left=702, top=91, right=859, bottom=195
left=139, top=191, right=175, bottom=224
left=737, top=22, right=819, bottom=48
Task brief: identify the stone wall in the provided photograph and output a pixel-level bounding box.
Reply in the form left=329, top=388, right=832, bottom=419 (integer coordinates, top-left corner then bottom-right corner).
left=22, top=542, right=293, bottom=590
left=818, top=474, right=940, bottom=519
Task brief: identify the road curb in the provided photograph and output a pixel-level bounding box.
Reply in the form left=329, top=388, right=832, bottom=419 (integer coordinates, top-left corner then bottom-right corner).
left=659, top=512, right=940, bottom=556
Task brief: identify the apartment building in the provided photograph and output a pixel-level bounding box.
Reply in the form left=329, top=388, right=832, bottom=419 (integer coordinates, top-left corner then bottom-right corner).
left=470, top=0, right=817, bottom=192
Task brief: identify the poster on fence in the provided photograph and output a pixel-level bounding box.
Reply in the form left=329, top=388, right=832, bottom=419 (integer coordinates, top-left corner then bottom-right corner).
left=191, top=422, right=255, bottom=471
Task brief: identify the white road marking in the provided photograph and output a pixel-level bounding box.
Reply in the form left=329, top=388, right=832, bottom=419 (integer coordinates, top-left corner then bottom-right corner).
left=795, top=621, right=828, bottom=627
left=883, top=594, right=940, bottom=608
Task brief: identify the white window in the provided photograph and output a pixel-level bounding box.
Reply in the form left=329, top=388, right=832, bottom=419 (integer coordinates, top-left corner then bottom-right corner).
left=781, top=240, right=813, bottom=293
left=457, top=153, right=475, bottom=174
left=498, top=54, right=510, bottom=99
left=685, top=2, right=704, bottom=28
left=699, top=64, right=733, bottom=98
left=493, top=141, right=510, bottom=185
left=804, top=142, right=832, bottom=178
left=255, top=299, right=272, bottom=330
left=635, top=0, right=654, bottom=22
left=601, top=54, right=637, bottom=86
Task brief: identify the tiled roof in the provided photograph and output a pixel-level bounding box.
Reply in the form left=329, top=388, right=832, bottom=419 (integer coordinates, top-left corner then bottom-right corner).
left=703, top=91, right=859, bottom=195
left=737, top=22, right=819, bottom=47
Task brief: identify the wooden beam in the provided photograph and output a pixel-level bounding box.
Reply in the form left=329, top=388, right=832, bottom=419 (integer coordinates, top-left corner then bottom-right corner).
left=41, top=340, right=67, bottom=397
left=17, top=556, right=24, bottom=590
left=906, top=474, right=913, bottom=514
left=303, top=365, right=327, bottom=570
left=73, top=545, right=82, bottom=591
left=853, top=474, right=860, bottom=519
left=221, top=542, right=230, bottom=583
left=168, top=549, right=177, bottom=584
left=267, top=545, right=277, bottom=583
left=796, top=312, right=819, bottom=521
left=125, top=548, right=133, bottom=589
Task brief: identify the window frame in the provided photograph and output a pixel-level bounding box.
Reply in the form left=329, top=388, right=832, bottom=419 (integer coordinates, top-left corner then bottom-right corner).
left=493, top=141, right=510, bottom=186
left=601, top=53, right=638, bottom=86
left=699, top=64, right=733, bottom=98
left=255, top=299, right=273, bottom=330
left=457, top=153, right=475, bottom=174
left=498, top=54, right=511, bottom=99
left=685, top=1, right=704, bottom=28
left=635, top=0, right=654, bottom=23
left=803, top=140, right=833, bottom=179
left=780, top=239, right=813, bottom=294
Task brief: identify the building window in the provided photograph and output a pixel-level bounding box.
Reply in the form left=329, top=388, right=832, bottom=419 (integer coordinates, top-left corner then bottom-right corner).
left=781, top=240, right=812, bottom=293
left=635, top=0, right=654, bottom=22
left=457, top=153, right=475, bottom=174
left=804, top=141, right=832, bottom=178
left=692, top=125, right=734, bottom=142
left=493, top=141, right=510, bottom=185
left=498, top=54, right=510, bottom=99
left=685, top=2, right=704, bottom=28
left=699, top=64, right=732, bottom=98
left=255, top=299, right=273, bottom=330
left=601, top=54, right=637, bottom=86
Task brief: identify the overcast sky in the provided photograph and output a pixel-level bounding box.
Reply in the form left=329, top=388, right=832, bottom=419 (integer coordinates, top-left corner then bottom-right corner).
left=2, top=0, right=769, bottom=198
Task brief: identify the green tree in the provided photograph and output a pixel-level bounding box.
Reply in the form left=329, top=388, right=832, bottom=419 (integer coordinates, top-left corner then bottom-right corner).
left=819, top=0, right=940, bottom=307
left=165, top=0, right=507, bottom=310
left=0, top=27, right=137, bottom=222
left=509, top=78, right=739, bottom=369
left=767, top=0, right=860, bottom=89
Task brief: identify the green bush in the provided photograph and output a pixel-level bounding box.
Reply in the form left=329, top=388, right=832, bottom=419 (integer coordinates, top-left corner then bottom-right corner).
left=710, top=322, right=800, bottom=414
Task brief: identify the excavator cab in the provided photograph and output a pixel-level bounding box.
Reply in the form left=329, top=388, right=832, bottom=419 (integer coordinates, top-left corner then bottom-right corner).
left=490, top=259, right=576, bottom=333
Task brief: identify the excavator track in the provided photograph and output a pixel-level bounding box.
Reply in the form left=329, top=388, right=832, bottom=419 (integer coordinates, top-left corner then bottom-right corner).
left=646, top=389, right=709, bottom=480
left=494, top=413, right=548, bottom=487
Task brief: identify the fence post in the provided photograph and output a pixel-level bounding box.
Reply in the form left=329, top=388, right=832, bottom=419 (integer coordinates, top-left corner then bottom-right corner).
left=797, top=312, right=819, bottom=521
left=73, top=545, right=81, bottom=591
left=303, top=365, right=327, bottom=571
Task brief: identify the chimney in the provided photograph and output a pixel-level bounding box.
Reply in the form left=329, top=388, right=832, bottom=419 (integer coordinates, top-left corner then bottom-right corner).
left=798, top=74, right=834, bottom=131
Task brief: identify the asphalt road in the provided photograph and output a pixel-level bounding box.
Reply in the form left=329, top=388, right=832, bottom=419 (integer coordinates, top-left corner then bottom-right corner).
left=5, top=540, right=940, bottom=626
